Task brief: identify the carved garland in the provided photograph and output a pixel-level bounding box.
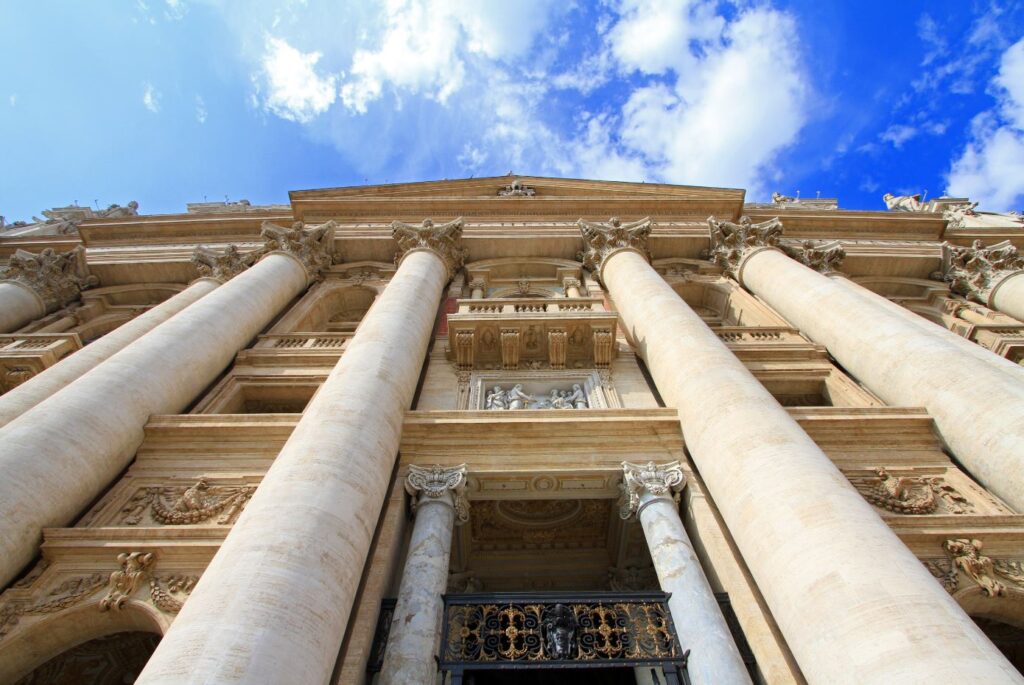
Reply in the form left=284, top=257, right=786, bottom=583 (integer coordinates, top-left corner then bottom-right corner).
left=851, top=468, right=974, bottom=515
left=119, top=478, right=255, bottom=526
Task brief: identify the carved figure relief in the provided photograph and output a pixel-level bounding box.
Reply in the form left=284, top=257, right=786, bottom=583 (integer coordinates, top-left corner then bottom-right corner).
left=498, top=179, right=536, bottom=197
left=852, top=469, right=975, bottom=515
left=100, top=552, right=154, bottom=611
left=944, top=539, right=1004, bottom=597
left=119, top=478, right=255, bottom=526
left=484, top=384, right=588, bottom=410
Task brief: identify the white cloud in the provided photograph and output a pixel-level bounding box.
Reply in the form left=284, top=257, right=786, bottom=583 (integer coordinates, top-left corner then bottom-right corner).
left=195, top=95, right=208, bottom=124
left=8, top=94, right=16, bottom=107
left=142, top=82, right=161, bottom=113
left=608, top=0, right=725, bottom=80
left=165, top=0, right=187, bottom=20
left=880, top=124, right=917, bottom=148
left=258, top=36, right=337, bottom=123
left=947, top=38, right=1024, bottom=211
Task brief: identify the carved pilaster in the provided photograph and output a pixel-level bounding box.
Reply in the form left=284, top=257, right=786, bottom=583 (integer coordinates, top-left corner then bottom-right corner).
left=781, top=239, right=846, bottom=275
left=454, top=330, right=475, bottom=370
left=260, top=220, right=336, bottom=282
left=391, top=217, right=467, bottom=279
left=593, top=328, right=614, bottom=368
left=2, top=245, right=98, bottom=310
left=191, top=244, right=262, bottom=283
left=577, top=217, right=652, bottom=283
left=500, top=328, right=520, bottom=369
left=703, top=216, right=783, bottom=278
left=405, top=464, right=469, bottom=524
left=936, top=240, right=1024, bottom=305
left=619, top=461, right=685, bottom=519
left=548, top=328, right=567, bottom=370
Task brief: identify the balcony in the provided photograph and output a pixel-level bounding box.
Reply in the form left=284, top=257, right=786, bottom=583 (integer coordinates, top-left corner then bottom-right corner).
left=0, top=333, right=82, bottom=393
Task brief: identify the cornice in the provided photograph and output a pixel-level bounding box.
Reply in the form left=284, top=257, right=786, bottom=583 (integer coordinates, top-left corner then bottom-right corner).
left=744, top=207, right=948, bottom=240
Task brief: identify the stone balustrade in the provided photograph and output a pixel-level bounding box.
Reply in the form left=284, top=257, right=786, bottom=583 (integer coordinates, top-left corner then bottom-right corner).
left=0, top=333, right=82, bottom=393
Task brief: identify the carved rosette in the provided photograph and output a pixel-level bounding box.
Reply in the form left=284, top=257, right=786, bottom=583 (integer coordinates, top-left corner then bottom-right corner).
left=260, top=220, right=336, bottom=283
left=781, top=239, right=846, bottom=275
left=577, top=217, right=652, bottom=283
left=391, top=217, right=467, bottom=279
left=405, top=464, right=470, bottom=524
left=703, top=216, right=783, bottom=279
left=936, top=240, right=1024, bottom=305
left=191, top=244, right=262, bottom=283
left=2, top=245, right=98, bottom=310
left=619, top=461, right=685, bottom=520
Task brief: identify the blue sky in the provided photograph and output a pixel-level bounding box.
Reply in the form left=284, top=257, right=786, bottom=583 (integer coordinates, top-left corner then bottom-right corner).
left=2, top=1, right=1023, bottom=222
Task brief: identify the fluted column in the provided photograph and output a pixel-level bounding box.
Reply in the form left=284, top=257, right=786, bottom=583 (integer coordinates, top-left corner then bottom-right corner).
left=939, top=240, right=1024, bottom=323
left=0, top=222, right=334, bottom=587
left=710, top=218, right=1024, bottom=514
left=137, top=218, right=465, bottom=685
left=0, top=245, right=258, bottom=428
left=0, top=246, right=97, bottom=332
left=380, top=464, right=468, bottom=684
left=619, top=461, right=749, bottom=685
left=581, top=217, right=1019, bottom=684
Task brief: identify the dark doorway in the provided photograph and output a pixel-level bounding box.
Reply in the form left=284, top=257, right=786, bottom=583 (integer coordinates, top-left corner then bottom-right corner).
left=15, top=631, right=159, bottom=685
left=975, top=616, right=1024, bottom=673
left=463, top=666, right=637, bottom=684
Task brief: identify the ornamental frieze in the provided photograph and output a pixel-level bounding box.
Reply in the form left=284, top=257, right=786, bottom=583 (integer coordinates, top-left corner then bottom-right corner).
left=118, top=478, right=256, bottom=526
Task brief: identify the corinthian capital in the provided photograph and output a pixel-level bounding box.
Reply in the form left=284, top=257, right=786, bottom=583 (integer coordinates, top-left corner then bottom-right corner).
left=576, top=217, right=652, bottom=281
left=392, top=217, right=467, bottom=279
left=937, top=240, right=1024, bottom=305
left=405, top=464, right=469, bottom=524
left=619, top=461, right=686, bottom=519
left=260, top=220, right=336, bottom=282
left=191, top=244, right=262, bottom=283
left=704, top=216, right=783, bottom=277
left=782, top=239, right=846, bottom=275
left=2, top=245, right=98, bottom=310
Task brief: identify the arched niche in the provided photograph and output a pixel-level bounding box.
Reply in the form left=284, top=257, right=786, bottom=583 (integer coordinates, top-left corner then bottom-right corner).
left=955, top=586, right=1024, bottom=673
left=271, top=282, right=383, bottom=334
left=0, top=598, right=166, bottom=683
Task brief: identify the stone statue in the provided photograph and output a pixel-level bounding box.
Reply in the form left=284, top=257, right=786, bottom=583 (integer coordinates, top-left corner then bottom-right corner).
left=566, top=384, right=588, bottom=409
left=772, top=191, right=796, bottom=204
left=883, top=193, right=925, bottom=212
left=543, top=603, right=576, bottom=659
left=507, top=384, right=534, bottom=410
left=485, top=385, right=507, bottom=410
left=96, top=201, right=140, bottom=218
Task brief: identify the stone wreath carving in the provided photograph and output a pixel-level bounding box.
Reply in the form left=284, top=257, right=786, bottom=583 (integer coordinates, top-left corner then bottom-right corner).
left=852, top=468, right=974, bottom=515
left=119, top=478, right=256, bottom=526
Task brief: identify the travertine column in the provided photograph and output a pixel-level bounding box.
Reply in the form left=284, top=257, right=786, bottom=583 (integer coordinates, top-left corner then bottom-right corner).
left=137, top=218, right=465, bottom=685
left=380, top=464, right=469, bottom=684
left=563, top=277, right=582, bottom=297
left=710, top=218, right=1024, bottom=514
left=619, top=461, right=750, bottom=685
left=0, top=246, right=97, bottom=332
left=0, top=222, right=334, bottom=586
left=469, top=278, right=485, bottom=299
left=0, top=244, right=258, bottom=427
left=581, top=217, right=1019, bottom=684
left=939, top=240, right=1024, bottom=323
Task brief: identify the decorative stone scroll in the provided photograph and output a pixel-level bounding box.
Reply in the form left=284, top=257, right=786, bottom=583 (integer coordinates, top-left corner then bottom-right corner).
left=935, top=239, right=1024, bottom=305
left=191, top=244, right=261, bottom=283
left=260, top=220, right=336, bottom=282
left=405, top=464, right=470, bottom=524
left=392, top=217, right=467, bottom=279
left=2, top=245, right=98, bottom=310
left=704, top=216, right=783, bottom=278
left=619, top=461, right=685, bottom=519
left=119, top=478, right=256, bottom=526
left=577, top=217, right=652, bottom=281
left=484, top=383, right=589, bottom=410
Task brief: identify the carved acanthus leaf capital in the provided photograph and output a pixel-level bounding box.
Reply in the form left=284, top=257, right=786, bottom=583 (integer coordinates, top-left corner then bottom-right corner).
left=405, top=464, right=470, bottom=524
left=191, top=244, right=262, bottom=283
left=781, top=239, right=846, bottom=275
left=703, top=216, right=783, bottom=277
left=392, top=217, right=467, bottom=279
left=2, top=245, right=98, bottom=310
left=936, top=240, right=1024, bottom=304
left=619, top=461, right=685, bottom=519
left=260, top=220, right=336, bottom=282
left=577, top=217, right=652, bottom=282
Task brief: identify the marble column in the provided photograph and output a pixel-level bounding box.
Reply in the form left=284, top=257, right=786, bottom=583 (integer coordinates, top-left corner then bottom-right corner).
left=0, top=222, right=334, bottom=587
left=0, top=246, right=97, bottom=333
left=709, top=217, right=1024, bottom=514
left=380, top=464, right=469, bottom=684
left=939, top=240, right=1024, bottom=323
left=619, top=461, right=750, bottom=685
left=0, top=242, right=255, bottom=427
left=580, top=217, right=1020, bottom=684
left=137, top=218, right=465, bottom=685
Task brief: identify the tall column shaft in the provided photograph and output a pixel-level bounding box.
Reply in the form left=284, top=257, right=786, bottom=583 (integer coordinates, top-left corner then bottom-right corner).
left=0, top=253, right=308, bottom=586
left=0, top=279, right=220, bottom=428
left=742, top=248, right=1024, bottom=513
left=621, top=462, right=750, bottom=685
left=0, top=282, right=46, bottom=333
left=600, top=248, right=1019, bottom=683
left=991, top=271, right=1024, bottom=323
left=137, top=248, right=452, bottom=684
left=380, top=465, right=467, bottom=684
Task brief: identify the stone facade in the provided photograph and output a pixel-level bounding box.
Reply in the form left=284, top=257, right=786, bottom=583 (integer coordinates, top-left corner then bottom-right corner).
left=1, top=178, right=1024, bottom=683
